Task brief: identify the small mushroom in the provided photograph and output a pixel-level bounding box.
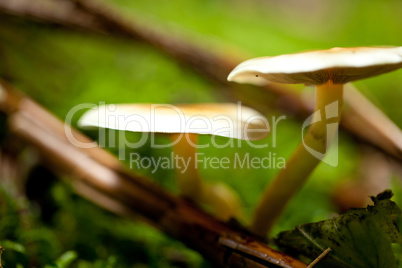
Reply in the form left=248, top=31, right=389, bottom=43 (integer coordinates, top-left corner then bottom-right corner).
left=228, top=46, right=402, bottom=236
left=79, top=103, right=269, bottom=220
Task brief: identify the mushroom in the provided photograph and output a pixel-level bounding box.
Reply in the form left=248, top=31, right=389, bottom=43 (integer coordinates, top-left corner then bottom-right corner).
left=227, top=46, right=402, bottom=236
left=78, top=103, right=270, bottom=220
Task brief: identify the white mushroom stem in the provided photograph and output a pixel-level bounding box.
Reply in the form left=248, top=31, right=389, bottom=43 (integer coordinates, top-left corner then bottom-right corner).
left=171, top=133, right=203, bottom=201
left=251, top=82, right=343, bottom=236
left=201, top=182, right=243, bottom=220
left=171, top=133, right=242, bottom=220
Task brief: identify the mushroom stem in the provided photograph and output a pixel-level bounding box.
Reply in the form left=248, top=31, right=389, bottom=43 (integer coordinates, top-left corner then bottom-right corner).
left=251, top=82, right=343, bottom=236
left=201, top=182, right=243, bottom=220
left=172, top=133, right=243, bottom=220
left=171, top=133, right=203, bottom=201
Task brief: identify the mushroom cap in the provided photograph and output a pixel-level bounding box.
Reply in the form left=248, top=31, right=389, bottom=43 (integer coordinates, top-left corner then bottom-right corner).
left=228, top=47, right=402, bottom=85
left=78, top=103, right=269, bottom=140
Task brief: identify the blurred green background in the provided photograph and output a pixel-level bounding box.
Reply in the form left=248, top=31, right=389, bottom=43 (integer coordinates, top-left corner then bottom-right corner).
left=1, top=0, right=401, bottom=266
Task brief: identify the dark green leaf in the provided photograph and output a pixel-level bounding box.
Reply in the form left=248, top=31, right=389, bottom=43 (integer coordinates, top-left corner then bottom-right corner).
left=276, top=190, right=401, bottom=268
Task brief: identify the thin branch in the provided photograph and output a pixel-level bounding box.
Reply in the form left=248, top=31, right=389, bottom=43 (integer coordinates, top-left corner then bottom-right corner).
left=307, top=248, right=332, bottom=268
left=342, top=84, right=402, bottom=161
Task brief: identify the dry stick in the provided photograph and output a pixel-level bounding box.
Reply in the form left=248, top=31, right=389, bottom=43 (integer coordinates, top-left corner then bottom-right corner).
left=306, top=248, right=332, bottom=268
left=342, top=84, right=402, bottom=161
left=0, top=84, right=124, bottom=171
left=72, top=180, right=139, bottom=219
left=0, top=80, right=307, bottom=268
